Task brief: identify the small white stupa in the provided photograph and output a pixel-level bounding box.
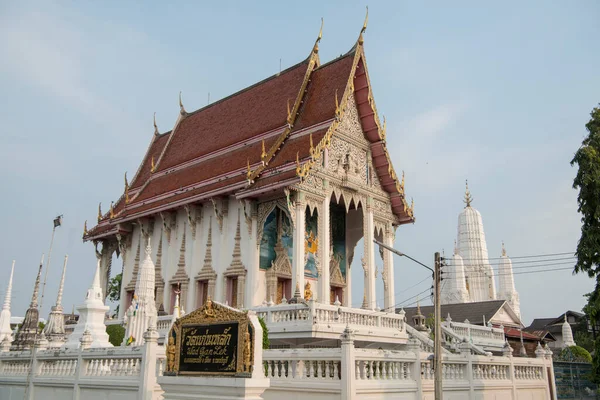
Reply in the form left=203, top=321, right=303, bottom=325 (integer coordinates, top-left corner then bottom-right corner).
left=0, top=261, right=15, bottom=342
left=64, top=259, right=112, bottom=348
left=123, top=236, right=157, bottom=347
left=497, top=243, right=521, bottom=319
left=562, top=315, right=576, bottom=348
left=441, top=242, right=471, bottom=304
left=43, top=255, right=68, bottom=347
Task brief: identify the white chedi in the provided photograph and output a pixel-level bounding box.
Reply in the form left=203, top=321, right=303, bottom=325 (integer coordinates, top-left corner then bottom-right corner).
left=456, top=182, right=496, bottom=302
left=0, top=261, right=15, bottom=342
left=123, top=237, right=158, bottom=347
left=63, top=259, right=112, bottom=349
left=441, top=243, right=470, bottom=304
left=497, top=243, right=521, bottom=318
left=562, top=315, right=576, bottom=348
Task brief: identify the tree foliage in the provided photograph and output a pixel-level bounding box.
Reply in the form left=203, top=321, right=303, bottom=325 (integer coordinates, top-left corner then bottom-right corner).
left=107, top=273, right=122, bottom=302
left=571, top=105, right=600, bottom=277
left=572, top=104, right=600, bottom=382
left=561, top=345, right=593, bottom=363
left=258, top=316, right=269, bottom=349
left=106, top=324, right=125, bottom=347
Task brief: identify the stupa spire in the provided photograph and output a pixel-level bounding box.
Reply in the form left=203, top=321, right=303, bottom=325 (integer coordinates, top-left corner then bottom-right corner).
left=562, top=314, right=576, bottom=347
left=43, top=255, right=69, bottom=347
left=12, top=255, right=44, bottom=350
left=464, top=180, right=473, bottom=207
left=497, top=243, right=520, bottom=319
left=64, top=259, right=112, bottom=349
left=0, top=261, right=15, bottom=342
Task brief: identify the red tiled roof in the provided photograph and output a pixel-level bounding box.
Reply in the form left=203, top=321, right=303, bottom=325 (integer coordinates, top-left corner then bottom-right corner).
left=504, top=327, right=541, bottom=341
left=85, top=43, right=413, bottom=241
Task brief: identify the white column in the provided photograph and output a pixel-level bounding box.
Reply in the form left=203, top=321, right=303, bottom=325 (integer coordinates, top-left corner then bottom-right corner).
left=245, top=201, right=259, bottom=308
left=383, top=224, right=395, bottom=311
left=320, top=196, right=331, bottom=304
left=364, top=199, right=376, bottom=310
left=215, top=201, right=229, bottom=303
left=292, top=193, right=306, bottom=298
left=340, top=327, right=356, bottom=399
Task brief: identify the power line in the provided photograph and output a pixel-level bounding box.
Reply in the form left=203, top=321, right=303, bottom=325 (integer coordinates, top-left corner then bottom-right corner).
left=442, top=265, right=575, bottom=277
left=447, top=251, right=574, bottom=261
left=444, top=256, right=577, bottom=266
left=443, top=260, right=576, bottom=271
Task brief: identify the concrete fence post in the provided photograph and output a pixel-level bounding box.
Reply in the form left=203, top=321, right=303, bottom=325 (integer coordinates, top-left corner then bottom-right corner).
left=340, top=326, right=356, bottom=399
left=140, top=327, right=160, bottom=400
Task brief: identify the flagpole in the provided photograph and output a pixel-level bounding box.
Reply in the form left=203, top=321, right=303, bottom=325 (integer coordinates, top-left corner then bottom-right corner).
left=39, top=215, right=62, bottom=314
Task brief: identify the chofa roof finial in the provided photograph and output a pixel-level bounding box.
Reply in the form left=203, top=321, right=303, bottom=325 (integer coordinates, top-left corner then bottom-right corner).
left=153, top=112, right=159, bottom=136
left=83, top=220, right=88, bottom=237
left=124, top=172, right=130, bottom=204
left=179, top=91, right=186, bottom=114
left=359, top=6, right=368, bottom=44
left=312, top=18, right=324, bottom=55
left=464, top=179, right=473, bottom=207
left=97, top=202, right=102, bottom=223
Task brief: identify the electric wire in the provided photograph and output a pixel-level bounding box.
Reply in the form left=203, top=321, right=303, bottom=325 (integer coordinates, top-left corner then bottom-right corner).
left=447, top=251, right=574, bottom=261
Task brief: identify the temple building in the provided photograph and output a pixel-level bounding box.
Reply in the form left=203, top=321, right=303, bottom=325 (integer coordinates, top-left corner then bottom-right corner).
left=83, top=23, right=414, bottom=317
left=441, top=183, right=521, bottom=319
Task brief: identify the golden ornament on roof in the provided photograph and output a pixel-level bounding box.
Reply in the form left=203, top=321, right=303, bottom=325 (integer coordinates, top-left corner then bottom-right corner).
left=261, top=139, right=267, bottom=161
left=151, top=156, right=156, bottom=173
left=97, top=203, right=102, bottom=223
left=83, top=220, right=88, bottom=237
left=153, top=112, right=159, bottom=136
left=109, top=201, right=115, bottom=219
left=124, top=172, right=130, bottom=204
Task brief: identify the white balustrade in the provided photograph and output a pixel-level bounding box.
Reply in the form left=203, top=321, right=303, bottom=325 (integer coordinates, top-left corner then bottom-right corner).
left=84, top=357, right=142, bottom=377
left=514, top=365, right=544, bottom=380
left=38, top=359, right=77, bottom=376
left=263, top=348, right=341, bottom=380
left=1, top=360, right=31, bottom=375
left=472, top=363, right=509, bottom=380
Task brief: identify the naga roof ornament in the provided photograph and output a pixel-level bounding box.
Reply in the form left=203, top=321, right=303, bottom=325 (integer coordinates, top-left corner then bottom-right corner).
left=153, top=112, right=159, bottom=136
left=359, top=6, right=368, bottom=44
left=179, top=91, right=186, bottom=115
left=124, top=172, right=130, bottom=204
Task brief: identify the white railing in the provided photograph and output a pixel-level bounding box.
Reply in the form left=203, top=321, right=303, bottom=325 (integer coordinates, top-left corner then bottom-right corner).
left=254, top=301, right=409, bottom=344
left=264, top=348, right=342, bottom=380
left=444, top=320, right=505, bottom=346
left=354, top=349, right=415, bottom=381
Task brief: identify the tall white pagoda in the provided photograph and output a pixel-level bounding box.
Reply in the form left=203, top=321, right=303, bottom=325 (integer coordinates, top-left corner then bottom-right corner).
left=456, top=181, right=497, bottom=302
left=0, top=261, right=15, bottom=342
left=441, top=242, right=470, bottom=304
left=497, top=243, right=520, bottom=318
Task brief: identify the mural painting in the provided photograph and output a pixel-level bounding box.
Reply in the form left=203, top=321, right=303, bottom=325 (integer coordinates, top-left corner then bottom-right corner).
left=304, top=210, right=319, bottom=278
left=331, top=203, right=346, bottom=278
left=259, top=208, right=293, bottom=270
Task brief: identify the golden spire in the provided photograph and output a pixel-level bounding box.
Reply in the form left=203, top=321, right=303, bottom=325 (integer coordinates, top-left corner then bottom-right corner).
left=109, top=201, right=115, bottom=219
left=464, top=179, right=473, bottom=207
left=97, top=203, right=102, bottom=223
left=261, top=139, right=267, bottom=162
left=151, top=156, right=156, bottom=173
left=179, top=91, right=186, bottom=114
left=359, top=6, right=368, bottom=45
left=124, top=172, right=130, bottom=204
left=83, top=220, right=88, bottom=237
left=153, top=112, right=159, bottom=136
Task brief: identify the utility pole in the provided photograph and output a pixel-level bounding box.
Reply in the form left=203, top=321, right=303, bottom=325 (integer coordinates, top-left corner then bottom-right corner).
left=434, top=252, right=443, bottom=400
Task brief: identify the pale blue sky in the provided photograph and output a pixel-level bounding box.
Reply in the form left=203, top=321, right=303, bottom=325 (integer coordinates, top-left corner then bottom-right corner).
left=0, top=1, right=598, bottom=325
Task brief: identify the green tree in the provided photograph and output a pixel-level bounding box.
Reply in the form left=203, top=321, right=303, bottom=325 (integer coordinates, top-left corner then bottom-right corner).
left=107, top=273, right=122, bottom=317
left=106, top=324, right=125, bottom=347
left=571, top=104, right=600, bottom=381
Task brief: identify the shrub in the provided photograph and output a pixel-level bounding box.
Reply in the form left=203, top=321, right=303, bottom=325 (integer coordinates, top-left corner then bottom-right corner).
left=561, top=345, right=592, bottom=363
left=258, top=316, right=269, bottom=349
left=106, top=324, right=125, bottom=347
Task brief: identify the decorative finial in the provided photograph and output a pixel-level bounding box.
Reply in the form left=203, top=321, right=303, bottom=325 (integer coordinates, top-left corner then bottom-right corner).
left=153, top=112, right=159, bottom=136
left=179, top=91, right=186, bottom=114
left=246, top=158, right=252, bottom=181
left=97, top=203, right=102, bottom=223
left=83, top=220, right=88, bottom=237
left=296, top=152, right=301, bottom=174
left=335, top=89, right=341, bottom=117
left=287, top=98, right=292, bottom=123
left=309, top=133, right=314, bottom=158
left=261, top=139, right=267, bottom=162
left=109, top=201, right=115, bottom=219
left=464, top=179, right=473, bottom=207
left=501, top=241, right=507, bottom=257
left=359, top=6, right=368, bottom=44
left=401, top=170, right=405, bottom=190
left=124, top=172, right=130, bottom=204
left=312, top=18, right=324, bottom=54
left=151, top=156, right=156, bottom=173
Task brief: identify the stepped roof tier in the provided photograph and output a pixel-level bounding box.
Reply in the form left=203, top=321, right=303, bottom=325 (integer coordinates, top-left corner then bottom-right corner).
left=84, top=27, right=413, bottom=241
